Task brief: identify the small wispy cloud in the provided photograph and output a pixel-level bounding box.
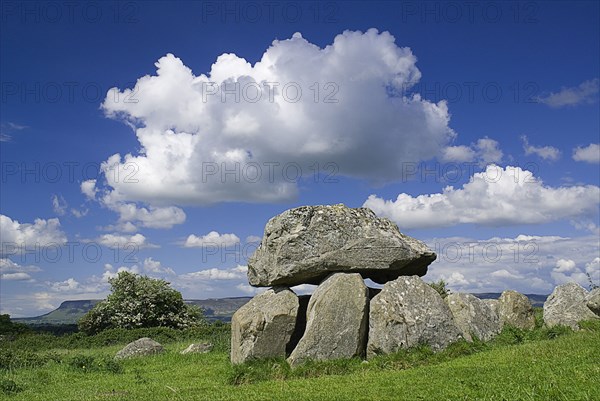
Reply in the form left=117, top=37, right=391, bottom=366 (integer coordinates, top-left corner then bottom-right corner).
left=521, top=135, right=561, bottom=161
left=0, top=122, right=28, bottom=142
left=536, top=78, right=599, bottom=108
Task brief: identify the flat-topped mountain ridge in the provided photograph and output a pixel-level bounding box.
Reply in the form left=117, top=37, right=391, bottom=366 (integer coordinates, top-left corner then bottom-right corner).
left=11, top=293, right=547, bottom=325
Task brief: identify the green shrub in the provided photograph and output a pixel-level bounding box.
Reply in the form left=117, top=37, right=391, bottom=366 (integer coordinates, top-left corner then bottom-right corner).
left=0, top=349, right=52, bottom=370
left=4, top=323, right=231, bottom=356
left=0, top=378, right=23, bottom=395
left=0, top=314, right=31, bottom=335
left=428, top=280, right=451, bottom=298
left=67, top=354, right=123, bottom=374
left=79, top=272, right=205, bottom=335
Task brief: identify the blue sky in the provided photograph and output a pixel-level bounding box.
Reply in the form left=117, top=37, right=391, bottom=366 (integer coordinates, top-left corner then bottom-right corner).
left=1, top=1, right=599, bottom=317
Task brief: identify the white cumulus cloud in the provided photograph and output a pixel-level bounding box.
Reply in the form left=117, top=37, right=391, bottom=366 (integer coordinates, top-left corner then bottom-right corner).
left=573, top=143, right=600, bottom=163
left=441, top=137, right=503, bottom=166
left=82, top=178, right=186, bottom=230
left=94, top=233, right=158, bottom=249
left=425, top=234, right=599, bottom=293
left=98, top=29, right=455, bottom=205
left=81, top=179, right=97, bottom=200
left=551, top=259, right=589, bottom=287
left=0, top=214, right=67, bottom=254
left=0, top=259, right=40, bottom=282
left=364, top=165, right=600, bottom=229
left=179, top=265, right=247, bottom=281
left=184, top=231, right=240, bottom=248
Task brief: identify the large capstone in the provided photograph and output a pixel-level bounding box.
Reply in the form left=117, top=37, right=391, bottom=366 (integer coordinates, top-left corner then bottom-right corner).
left=248, top=204, right=436, bottom=287
left=446, top=293, right=501, bottom=342
left=367, top=276, right=462, bottom=357
left=287, top=273, right=369, bottom=366
left=230, top=287, right=299, bottom=364
left=543, top=282, right=598, bottom=330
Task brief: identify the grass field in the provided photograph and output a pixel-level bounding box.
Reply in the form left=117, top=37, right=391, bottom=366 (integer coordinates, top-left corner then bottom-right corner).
left=1, top=320, right=599, bottom=401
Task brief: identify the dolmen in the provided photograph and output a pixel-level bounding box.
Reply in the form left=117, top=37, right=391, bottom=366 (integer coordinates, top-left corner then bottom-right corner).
left=231, top=204, right=572, bottom=366
left=232, top=204, right=455, bottom=365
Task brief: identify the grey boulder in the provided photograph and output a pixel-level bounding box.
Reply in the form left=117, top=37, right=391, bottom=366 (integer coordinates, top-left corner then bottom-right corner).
left=248, top=204, right=436, bottom=287
left=287, top=273, right=369, bottom=366
left=230, top=287, right=299, bottom=364
left=115, top=337, right=164, bottom=360
left=586, top=288, right=600, bottom=316
left=446, top=293, right=501, bottom=342
left=483, top=299, right=499, bottom=318
left=497, top=290, right=536, bottom=330
left=181, top=342, right=213, bottom=354
left=543, top=283, right=598, bottom=330
left=367, top=276, right=462, bottom=357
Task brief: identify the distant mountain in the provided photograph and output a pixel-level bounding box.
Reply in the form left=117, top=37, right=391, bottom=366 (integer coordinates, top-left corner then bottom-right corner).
left=12, top=293, right=548, bottom=325
left=13, top=297, right=252, bottom=325
left=13, top=300, right=102, bottom=325
left=472, top=293, right=548, bottom=307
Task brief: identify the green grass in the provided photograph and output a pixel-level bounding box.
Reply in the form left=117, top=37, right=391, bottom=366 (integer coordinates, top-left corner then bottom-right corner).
left=1, top=321, right=599, bottom=401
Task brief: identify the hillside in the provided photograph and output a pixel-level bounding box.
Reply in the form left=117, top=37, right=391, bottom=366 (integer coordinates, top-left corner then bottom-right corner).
left=12, top=293, right=548, bottom=326
left=13, top=297, right=252, bottom=325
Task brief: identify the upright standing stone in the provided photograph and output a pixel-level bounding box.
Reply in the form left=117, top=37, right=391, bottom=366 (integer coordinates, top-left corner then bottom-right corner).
left=543, top=283, right=598, bottom=330
left=367, top=276, right=462, bottom=357
left=483, top=299, right=499, bottom=318
left=497, top=290, right=536, bottom=330
left=587, top=288, right=600, bottom=316
left=287, top=273, right=369, bottom=366
left=248, top=204, right=436, bottom=287
left=446, top=293, right=501, bottom=342
left=230, top=287, right=299, bottom=364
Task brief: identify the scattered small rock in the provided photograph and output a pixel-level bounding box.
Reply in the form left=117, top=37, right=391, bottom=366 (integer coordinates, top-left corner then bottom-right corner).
left=180, top=342, right=213, bottom=355
left=115, top=338, right=164, bottom=360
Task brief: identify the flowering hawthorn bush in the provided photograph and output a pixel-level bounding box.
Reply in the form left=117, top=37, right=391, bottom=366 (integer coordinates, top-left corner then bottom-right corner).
left=78, top=272, right=204, bottom=335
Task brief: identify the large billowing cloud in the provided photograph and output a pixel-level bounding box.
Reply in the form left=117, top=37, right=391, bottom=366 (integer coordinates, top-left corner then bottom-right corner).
left=99, top=29, right=454, bottom=205
left=364, top=165, right=600, bottom=229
